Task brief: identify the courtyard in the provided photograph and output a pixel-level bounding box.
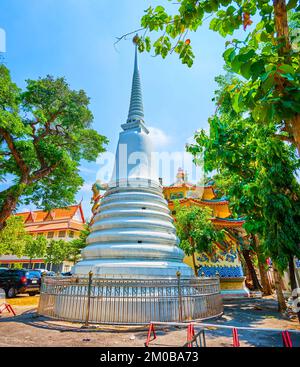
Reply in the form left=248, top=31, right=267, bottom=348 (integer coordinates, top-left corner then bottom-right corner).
left=1, top=295, right=299, bottom=347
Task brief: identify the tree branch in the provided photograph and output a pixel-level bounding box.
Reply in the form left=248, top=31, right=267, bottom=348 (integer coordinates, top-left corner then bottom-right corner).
left=0, top=128, right=30, bottom=179
left=29, top=163, right=59, bottom=183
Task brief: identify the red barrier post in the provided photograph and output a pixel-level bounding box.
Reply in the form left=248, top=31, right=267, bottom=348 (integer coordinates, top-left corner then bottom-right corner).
left=0, top=303, right=16, bottom=316
left=232, top=328, right=240, bottom=347
left=282, top=331, right=293, bottom=347
left=145, top=323, right=157, bottom=347
left=187, top=323, right=195, bottom=347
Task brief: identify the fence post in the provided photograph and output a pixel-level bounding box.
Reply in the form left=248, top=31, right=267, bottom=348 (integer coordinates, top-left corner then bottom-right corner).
left=176, top=271, right=183, bottom=322
left=84, top=271, right=93, bottom=327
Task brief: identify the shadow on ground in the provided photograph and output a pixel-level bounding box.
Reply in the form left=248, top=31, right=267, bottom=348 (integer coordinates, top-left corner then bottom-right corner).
left=0, top=297, right=299, bottom=347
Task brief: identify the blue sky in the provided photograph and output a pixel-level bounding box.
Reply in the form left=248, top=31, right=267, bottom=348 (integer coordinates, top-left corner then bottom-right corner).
left=0, top=0, right=240, bottom=219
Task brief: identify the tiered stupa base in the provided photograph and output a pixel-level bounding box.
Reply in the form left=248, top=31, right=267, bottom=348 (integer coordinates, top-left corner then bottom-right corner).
left=73, top=179, right=193, bottom=279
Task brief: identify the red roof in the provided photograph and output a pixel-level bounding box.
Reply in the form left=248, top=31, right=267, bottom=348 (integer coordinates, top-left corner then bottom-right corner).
left=14, top=204, right=85, bottom=233
left=15, top=204, right=85, bottom=224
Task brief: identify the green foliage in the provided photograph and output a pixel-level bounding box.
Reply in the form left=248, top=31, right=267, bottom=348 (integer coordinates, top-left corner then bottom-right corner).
left=11, top=263, right=23, bottom=269
left=0, top=216, right=30, bottom=257
left=138, top=1, right=299, bottom=65
left=0, top=65, right=108, bottom=221
left=25, top=235, right=47, bottom=261
left=187, top=75, right=300, bottom=272
left=174, top=201, right=224, bottom=256
left=65, top=226, right=89, bottom=264
left=45, top=239, right=67, bottom=266
left=136, top=1, right=300, bottom=150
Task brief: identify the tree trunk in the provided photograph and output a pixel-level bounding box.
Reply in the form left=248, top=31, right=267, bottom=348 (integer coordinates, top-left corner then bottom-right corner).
left=294, top=257, right=300, bottom=287
left=252, top=235, right=273, bottom=295
left=192, top=251, right=198, bottom=277
left=273, top=264, right=287, bottom=312
left=289, top=256, right=298, bottom=292
left=257, top=259, right=273, bottom=295
left=242, top=249, right=262, bottom=291
left=290, top=115, right=300, bottom=156
left=273, top=0, right=300, bottom=154
left=0, top=190, right=21, bottom=230
left=189, top=237, right=199, bottom=277
left=288, top=256, right=300, bottom=323
left=273, top=0, right=291, bottom=53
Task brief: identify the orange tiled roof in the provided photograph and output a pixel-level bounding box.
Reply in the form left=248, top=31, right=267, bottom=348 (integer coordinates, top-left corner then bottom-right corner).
left=25, top=221, right=84, bottom=233
left=15, top=204, right=84, bottom=224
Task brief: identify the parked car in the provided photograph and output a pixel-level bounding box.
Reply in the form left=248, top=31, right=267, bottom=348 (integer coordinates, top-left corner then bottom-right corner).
left=0, top=269, right=41, bottom=298
left=61, top=271, right=73, bottom=277
left=33, top=269, right=56, bottom=277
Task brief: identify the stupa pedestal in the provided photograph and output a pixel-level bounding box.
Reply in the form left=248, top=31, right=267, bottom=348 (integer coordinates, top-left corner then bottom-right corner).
left=74, top=179, right=192, bottom=277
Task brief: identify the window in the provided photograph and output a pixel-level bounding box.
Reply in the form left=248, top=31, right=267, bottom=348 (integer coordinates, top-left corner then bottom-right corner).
left=37, top=233, right=44, bottom=237
left=47, top=232, right=54, bottom=239
left=58, top=231, right=66, bottom=238
left=170, top=192, right=184, bottom=200
left=69, top=231, right=74, bottom=238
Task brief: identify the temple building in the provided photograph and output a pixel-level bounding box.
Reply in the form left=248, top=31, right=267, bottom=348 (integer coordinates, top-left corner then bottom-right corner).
left=163, top=168, right=249, bottom=298
left=0, top=204, right=85, bottom=271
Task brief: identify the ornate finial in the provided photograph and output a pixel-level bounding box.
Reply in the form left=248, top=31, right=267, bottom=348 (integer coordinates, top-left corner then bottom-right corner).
left=133, top=34, right=139, bottom=45
left=126, top=36, right=144, bottom=124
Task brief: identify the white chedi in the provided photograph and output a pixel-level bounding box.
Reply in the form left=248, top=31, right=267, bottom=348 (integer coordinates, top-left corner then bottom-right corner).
left=73, top=46, right=192, bottom=278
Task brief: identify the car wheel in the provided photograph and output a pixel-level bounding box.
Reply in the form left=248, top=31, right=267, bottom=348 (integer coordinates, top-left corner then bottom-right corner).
left=28, top=292, right=37, bottom=297
left=6, top=287, right=17, bottom=298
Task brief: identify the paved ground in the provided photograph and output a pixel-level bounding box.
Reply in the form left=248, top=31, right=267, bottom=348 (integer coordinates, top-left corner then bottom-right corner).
left=0, top=295, right=299, bottom=347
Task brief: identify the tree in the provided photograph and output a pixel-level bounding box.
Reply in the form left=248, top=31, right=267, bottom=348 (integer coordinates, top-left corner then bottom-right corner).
left=132, top=1, right=300, bottom=153
left=174, top=202, right=225, bottom=276
left=0, top=65, right=108, bottom=228
left=239, top=240, right=263, bottom=292
left=45, top=240, right=67, bottom=271
left=25, top=235, right=47, bottom=268
left=187, top=75, right=300, bottom=311
left=0, top=216, right=29, bottom=257
left=65, top=226, right=89, bottom=264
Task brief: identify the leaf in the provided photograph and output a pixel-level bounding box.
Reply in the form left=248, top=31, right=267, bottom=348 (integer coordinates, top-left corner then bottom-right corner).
left=232, top=91, right=241, bottom=113
left=238, top=49, right=256, bottom=63
left=231, top=56, right=242, bottom=73
left=240, top=61, right=252, bottom=79
left=277, top=64, right=294, bottom=75
left=261, top=71, right=275, bottom=92
left=286, top=0, right=298, bottom=10
left=250, top=60, right=265, bottom=81
left=155, top=5, right=165, bottom=13
left=223, top=47, right=235, bottom=63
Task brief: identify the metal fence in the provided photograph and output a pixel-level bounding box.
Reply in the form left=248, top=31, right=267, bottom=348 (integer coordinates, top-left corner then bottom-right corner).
left=38, top=274, right=223, bottom=325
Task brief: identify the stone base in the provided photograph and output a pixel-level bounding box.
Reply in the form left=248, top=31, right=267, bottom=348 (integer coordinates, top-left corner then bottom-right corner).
left=73, top=259, right=193, bottom=278
left=220, top=277, right=250, bottom=299
left=38, top=277, right=223, bottom=325
left=53, top=288, right=212, bottom=324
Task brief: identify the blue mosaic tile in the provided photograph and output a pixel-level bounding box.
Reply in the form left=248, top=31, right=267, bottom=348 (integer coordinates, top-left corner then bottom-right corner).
left=198, top=265, right=244, bottom=278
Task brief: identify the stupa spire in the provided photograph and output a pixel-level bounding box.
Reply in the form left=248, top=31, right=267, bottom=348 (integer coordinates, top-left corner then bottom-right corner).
left=127, top=37, right=144, bottom=123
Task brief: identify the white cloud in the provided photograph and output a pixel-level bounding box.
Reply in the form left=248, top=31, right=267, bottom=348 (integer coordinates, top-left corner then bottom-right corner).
left=80, top=182, right=93, bottom=193
left=79, top=166, right=95, bottom=174
left=148, top=126, right=172, bottom=150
